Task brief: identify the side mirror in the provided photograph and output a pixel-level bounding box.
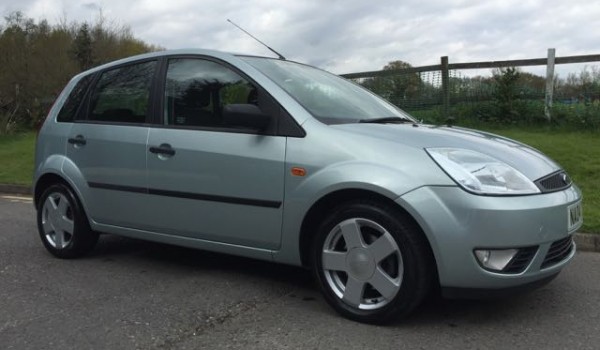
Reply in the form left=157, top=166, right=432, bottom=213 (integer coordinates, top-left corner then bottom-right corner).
left=223, top=104, right=271, bottom=131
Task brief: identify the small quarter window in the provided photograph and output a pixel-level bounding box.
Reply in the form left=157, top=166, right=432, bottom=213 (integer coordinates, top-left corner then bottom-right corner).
left=88, top=60, right=157, bottom=124
left=57, top=74, right=94, bottom=122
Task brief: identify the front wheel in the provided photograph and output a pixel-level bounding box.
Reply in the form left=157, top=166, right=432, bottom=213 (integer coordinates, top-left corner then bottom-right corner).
left=37, top=183, right=99, bottom=259
left=312, top=201, right=433, bottom=324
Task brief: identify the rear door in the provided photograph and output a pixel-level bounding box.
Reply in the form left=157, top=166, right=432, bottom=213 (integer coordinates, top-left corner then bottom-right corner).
left=144, top=57, right=286, bottom=249
left=66, top=60, right=157, bottom=228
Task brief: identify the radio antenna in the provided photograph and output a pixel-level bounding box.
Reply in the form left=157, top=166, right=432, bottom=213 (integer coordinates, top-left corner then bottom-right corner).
left=227, top=19, right=286, bottom=60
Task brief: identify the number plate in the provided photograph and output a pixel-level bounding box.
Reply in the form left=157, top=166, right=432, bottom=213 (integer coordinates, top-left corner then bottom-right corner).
left=567, top=201, right=583, bottom=231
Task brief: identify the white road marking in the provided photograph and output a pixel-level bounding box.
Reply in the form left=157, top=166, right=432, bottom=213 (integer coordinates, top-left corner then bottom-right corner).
left=1, top=195, right=33, bottom=203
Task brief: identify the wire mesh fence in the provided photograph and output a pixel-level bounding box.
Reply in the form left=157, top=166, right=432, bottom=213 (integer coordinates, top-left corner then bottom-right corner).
left=349, top=70, right=444, bottom=111
left=342, top=51, right=600, bottom=129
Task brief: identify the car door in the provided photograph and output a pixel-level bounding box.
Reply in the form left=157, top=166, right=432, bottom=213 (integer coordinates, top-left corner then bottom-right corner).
left=143, top=57, right=286, bottom=250
left=66, top=60, right=158, bottom=228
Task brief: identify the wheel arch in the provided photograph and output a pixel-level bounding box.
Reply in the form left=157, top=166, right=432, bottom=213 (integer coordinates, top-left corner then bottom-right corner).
left=34, top=172, right=71, bottom=208
left=298, top=188, right=438, bottom=281
left=34, top=164, right=90, bottom=220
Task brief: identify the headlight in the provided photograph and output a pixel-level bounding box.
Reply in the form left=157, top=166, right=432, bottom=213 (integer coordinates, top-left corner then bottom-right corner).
left=426, top=148, right=540, bottom=195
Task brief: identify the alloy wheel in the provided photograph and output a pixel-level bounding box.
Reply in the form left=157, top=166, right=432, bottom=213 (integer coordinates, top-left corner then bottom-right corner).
left=321, top=218, right=404, bottom=310
left=41, top=192, right=74, bottom=249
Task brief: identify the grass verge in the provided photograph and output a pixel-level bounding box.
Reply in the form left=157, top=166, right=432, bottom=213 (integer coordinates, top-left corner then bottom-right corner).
left=0, top=132, right=35, bottom=186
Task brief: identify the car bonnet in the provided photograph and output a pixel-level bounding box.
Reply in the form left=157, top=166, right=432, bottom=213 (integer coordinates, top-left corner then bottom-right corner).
left=330, top=123, right=561, bottom=181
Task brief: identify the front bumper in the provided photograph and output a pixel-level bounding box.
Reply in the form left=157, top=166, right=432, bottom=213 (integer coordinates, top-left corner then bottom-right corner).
left=396, top=185, right=581, bottom=291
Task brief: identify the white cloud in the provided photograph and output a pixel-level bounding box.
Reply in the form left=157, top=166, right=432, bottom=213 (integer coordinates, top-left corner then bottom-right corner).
left=1, top=0, right=599, bottom=75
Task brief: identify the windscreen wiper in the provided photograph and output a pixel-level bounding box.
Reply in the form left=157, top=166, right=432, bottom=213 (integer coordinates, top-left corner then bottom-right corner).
left=359, top=117, right=414, bottom=124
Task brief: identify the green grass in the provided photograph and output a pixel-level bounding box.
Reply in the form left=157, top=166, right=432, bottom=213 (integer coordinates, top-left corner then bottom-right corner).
left=0, top=132, right=35, bottom=186
left=1, top=129, right=598, bottom=232
left=481, top=127, right=599, bottom=233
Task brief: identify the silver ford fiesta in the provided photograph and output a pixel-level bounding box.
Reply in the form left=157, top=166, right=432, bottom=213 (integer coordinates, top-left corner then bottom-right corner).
left=34, top=49, right=583, bottom=324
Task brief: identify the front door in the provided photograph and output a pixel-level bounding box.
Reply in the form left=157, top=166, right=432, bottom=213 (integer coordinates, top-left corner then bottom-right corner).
left=144, top=58, right=286, bottom=249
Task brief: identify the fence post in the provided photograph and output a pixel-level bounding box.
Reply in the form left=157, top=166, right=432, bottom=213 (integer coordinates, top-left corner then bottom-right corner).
left=441, top=56, right=450, bottom=121
left=545, top=48, right=556, bottom=121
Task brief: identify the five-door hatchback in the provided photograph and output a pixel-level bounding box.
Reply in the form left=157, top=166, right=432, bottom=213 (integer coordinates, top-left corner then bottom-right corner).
left=34, top=49, right=583, bottom=324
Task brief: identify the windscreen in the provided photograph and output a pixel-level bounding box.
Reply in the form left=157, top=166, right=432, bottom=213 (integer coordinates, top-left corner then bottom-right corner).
left=241, top=57, right=414, bottom=125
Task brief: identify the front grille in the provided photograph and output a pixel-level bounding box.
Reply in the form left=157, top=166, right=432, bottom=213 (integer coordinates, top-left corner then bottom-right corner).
left=541, top=236, right=574, bottom=269
left=535, top=171, right=572, bottom=193
left=503, top=246, right=538, bottom=273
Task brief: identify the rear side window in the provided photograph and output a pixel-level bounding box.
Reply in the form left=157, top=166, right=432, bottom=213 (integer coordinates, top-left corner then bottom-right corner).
left=88, top=60, right=157, bottom=124
left=57, top=74, right=94, bottom=122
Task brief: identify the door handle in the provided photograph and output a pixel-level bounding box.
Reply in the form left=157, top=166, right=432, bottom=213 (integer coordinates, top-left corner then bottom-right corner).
left=68, top=135, right=87, bottom=146
left=149, top=144, right=176, bottom=156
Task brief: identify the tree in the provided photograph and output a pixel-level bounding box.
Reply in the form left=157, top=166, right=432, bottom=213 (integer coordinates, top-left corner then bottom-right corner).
left=361, top=60, right=423, bottom=108
left=492, top=67, right=521, bottom=121
left=72, top=23, right=93, bottom=70
left=0, top=11, right=162, bottom=133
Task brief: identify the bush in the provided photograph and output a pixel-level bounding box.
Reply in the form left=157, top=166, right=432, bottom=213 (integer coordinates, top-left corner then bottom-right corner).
left=0, top=111, right=19, bottom=135
left=553, top=102, right=600, bottom=131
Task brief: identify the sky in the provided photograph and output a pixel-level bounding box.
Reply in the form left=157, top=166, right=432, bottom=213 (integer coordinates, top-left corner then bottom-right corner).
left=1, top=0, right=599, bottom=76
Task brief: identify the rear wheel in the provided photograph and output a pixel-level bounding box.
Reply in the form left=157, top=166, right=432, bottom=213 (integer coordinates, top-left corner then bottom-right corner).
left=312, top=201, right=432, bottom=324
left=37, top=183, right=98, bottom=258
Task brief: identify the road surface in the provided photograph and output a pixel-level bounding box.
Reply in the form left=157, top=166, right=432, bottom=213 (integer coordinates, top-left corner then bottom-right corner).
left=1, top=195, right=598, bottom=349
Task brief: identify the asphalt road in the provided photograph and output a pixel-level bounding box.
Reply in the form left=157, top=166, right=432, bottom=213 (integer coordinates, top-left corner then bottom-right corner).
left=1, top=194, right=599, bottom=350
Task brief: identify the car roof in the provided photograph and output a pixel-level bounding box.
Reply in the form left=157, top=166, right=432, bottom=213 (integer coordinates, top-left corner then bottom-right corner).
left=82, top=49, right=273, bottom=75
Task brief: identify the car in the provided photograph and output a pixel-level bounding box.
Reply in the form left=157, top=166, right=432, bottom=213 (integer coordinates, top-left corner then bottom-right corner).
left=34, top=49, right=583, bottom=324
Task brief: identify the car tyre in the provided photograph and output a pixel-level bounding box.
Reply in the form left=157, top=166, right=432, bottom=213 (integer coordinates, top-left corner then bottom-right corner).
left=37, top=183, right=98, bottom=258
left=312, top=200, right=432, bottom=324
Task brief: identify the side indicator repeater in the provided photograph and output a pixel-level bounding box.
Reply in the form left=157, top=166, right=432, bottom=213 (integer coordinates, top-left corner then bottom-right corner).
left=291, top=167, right=307, bottom=177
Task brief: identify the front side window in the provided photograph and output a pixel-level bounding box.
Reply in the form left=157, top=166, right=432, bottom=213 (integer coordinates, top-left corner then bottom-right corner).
left=164, top=58, right=256, bottom=128
left=88, top=60, right=157, bottom=124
